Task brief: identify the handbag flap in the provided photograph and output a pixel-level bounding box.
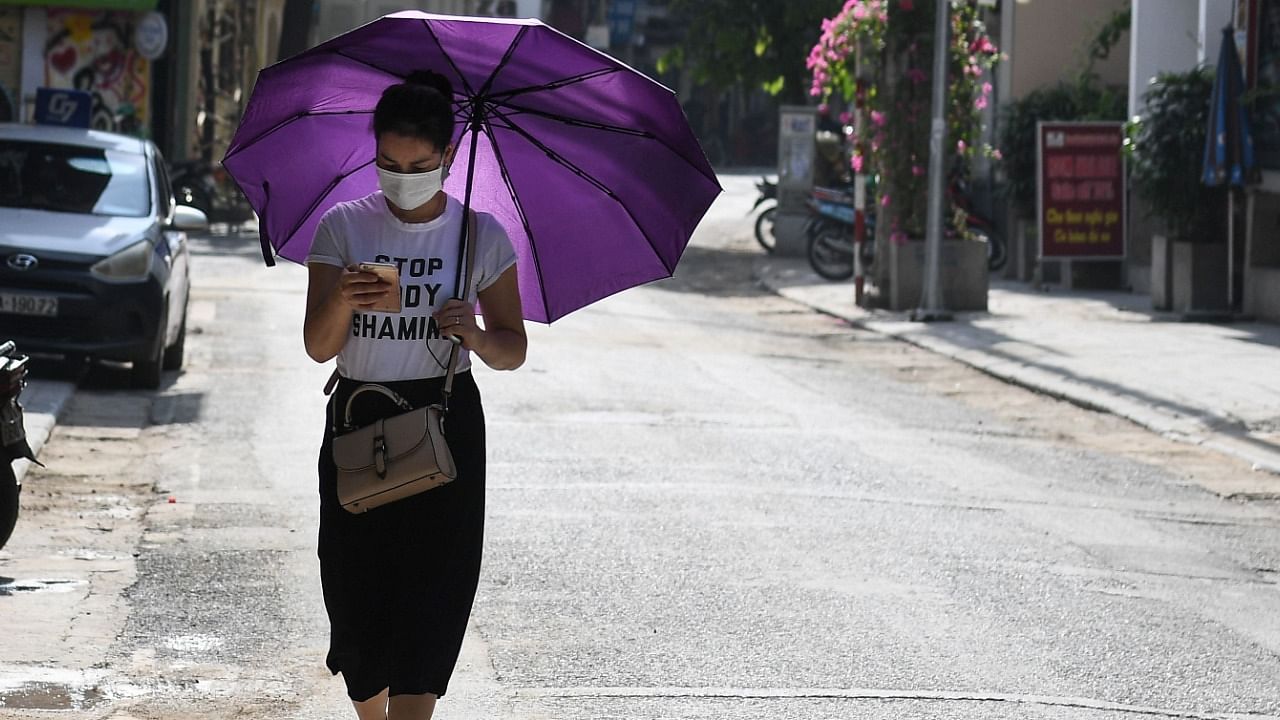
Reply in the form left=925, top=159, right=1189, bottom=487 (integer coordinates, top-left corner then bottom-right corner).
left=332, top=406, right=441, bottom=472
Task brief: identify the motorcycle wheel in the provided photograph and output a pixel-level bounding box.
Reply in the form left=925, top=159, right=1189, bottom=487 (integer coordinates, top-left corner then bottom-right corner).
left=965, top=224, right=1007, bottom=272
left=807, top=223, right=855, bottom=281
left=0, top=461, right=18, bottom=551
left=985, top=230, right=1008, bottom=272
left=754, top=205, right=777, bottom=254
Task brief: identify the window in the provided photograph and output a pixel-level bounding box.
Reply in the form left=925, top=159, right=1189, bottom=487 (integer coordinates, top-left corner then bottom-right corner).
left=0, top=140, right=150, bottom=217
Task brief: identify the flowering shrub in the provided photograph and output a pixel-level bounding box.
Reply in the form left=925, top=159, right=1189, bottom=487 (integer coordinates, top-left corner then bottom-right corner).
left=807, top=0, right=998, bottom=241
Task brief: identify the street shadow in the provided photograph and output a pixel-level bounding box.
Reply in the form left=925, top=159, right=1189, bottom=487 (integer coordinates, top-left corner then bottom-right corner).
left=913, top=318, right=1274, bottom=443
left=650, top=245, right=770, bottom=299
left=187, top=232, right=268, bottom=262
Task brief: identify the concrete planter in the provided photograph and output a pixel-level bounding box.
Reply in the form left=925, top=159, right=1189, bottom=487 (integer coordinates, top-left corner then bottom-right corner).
left=881, top=239, right=989, bottom=311
left=1171, top=240, right=1228, bottom=313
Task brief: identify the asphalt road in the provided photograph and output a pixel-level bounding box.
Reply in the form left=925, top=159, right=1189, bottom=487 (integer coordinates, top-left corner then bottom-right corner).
left=2, top=174, right=1279, bottom=720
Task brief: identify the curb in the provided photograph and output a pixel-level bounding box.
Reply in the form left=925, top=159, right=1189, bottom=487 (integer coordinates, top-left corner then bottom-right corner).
left=754, top=258, right=1280, bottom=488
left=12, top=379, right=76, bottom=485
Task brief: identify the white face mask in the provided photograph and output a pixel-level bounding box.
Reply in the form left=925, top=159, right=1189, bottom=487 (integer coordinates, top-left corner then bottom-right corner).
left=377, top=164, right=447, bottom=211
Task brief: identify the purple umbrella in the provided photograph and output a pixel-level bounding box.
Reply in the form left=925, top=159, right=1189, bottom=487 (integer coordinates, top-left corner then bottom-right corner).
left=222, top=11, right=721, bottom=323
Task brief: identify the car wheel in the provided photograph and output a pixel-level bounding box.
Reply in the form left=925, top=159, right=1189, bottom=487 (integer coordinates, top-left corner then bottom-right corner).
left=0, top=462, right=19, bottom=551
left=162, top=313, right=186, bottom=371
left=131, top=310, right=167, bottom=389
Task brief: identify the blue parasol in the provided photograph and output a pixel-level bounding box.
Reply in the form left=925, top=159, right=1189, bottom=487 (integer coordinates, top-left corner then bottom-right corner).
left=1202, top=27, right=1257, bottom=308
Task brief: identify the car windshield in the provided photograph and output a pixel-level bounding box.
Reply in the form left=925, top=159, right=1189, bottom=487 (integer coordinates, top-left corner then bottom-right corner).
left=0, top=139, right=150, bottom=217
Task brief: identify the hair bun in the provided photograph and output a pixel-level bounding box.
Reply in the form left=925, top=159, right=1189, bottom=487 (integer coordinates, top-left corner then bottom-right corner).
left=405, top=70, right=453, bottom=101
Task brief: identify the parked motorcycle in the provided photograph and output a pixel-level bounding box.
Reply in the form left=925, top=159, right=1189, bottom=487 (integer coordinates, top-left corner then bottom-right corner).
left=750, top=176, right=778, bottom=254
left=169, top=158, right=256, bottom=230
left=805, top=186, right=874, bottom=281
left=805, top=177, right=1006, bottom=282
left=1, top=341, right=39, bottom=551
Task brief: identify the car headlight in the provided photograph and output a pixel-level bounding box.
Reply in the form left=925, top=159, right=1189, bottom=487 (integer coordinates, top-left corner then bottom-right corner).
left=90, top=239, right=154, bottom=281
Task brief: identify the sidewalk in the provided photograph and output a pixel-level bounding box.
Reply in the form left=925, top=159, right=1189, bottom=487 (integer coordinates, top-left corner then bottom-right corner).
left=12, top=377, right=75, bottom=484
left=756, top=256, right=1280, bottom=496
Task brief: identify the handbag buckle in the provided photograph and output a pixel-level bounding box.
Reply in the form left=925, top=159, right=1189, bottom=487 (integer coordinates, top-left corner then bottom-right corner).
left=373, top=435, right=387, bottom=478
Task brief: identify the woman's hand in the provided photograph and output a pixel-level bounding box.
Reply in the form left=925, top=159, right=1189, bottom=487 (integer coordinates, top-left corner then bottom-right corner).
left=434, top=298, right=485, bottom=352
left=339, top=265, right=398, bottom=310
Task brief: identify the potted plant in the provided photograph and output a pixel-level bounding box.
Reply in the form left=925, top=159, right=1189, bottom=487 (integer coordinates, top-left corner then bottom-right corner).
left=1126, top=67, right=1227, bottom=312
left=807, top=0, right=999, bottom=310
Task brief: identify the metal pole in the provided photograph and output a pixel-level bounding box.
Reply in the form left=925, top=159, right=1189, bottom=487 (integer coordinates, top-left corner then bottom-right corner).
left=1228, top=188, right=1235, bottom=311
left=912, top=0, right=953, bottom=322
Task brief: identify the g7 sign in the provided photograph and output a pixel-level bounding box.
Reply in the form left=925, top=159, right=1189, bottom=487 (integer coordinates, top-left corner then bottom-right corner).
left=34, top=88, right=92, bottom=129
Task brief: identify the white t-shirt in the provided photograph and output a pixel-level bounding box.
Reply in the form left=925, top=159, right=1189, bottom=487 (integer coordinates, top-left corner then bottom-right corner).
left=307, top=191, right=518, bottom=381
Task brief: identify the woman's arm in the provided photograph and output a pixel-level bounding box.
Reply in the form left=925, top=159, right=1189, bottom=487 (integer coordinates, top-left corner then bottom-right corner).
left=434, top=265, right=526, bottom=371
left=303, top=263, right=395, bottom=363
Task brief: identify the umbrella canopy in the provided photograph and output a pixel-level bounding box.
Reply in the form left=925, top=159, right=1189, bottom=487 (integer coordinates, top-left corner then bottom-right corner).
left=1203, top=27, right=1257, bottom=187
left=222, top=12, right=720, bottom=323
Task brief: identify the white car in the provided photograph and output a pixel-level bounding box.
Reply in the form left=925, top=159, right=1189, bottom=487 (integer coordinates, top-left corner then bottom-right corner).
left=0, top=122, right=207, bottom=388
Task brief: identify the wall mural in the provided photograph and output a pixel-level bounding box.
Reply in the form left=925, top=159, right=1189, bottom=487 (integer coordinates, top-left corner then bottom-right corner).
left=0, top=8, right=19, bottom=122
left=45, top=10, right=150, bottom=135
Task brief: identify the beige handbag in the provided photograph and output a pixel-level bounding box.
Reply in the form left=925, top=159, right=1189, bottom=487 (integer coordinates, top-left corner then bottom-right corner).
left=330, top=209, right=477, bottom=514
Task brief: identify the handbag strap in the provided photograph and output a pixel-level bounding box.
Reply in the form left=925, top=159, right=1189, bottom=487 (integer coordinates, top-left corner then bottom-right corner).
left=341, top=383, right=412, bottom=428
left=440, top=208, right=478, bottom=413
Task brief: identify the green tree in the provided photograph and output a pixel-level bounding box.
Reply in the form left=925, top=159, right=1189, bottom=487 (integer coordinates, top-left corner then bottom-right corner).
left=660, top=0, right=835, bottom=102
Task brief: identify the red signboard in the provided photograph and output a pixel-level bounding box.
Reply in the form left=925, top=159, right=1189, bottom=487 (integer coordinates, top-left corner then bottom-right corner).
left=1037, top=122, right=1127, bottom=259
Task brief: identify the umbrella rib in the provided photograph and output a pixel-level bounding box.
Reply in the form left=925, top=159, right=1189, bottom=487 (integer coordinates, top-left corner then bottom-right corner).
left=420, top=19, right=477, bottom=98
left=477, top=117, right=554, bottom=322
left=329, top=48, right=404, bottom=82
left=487, top=67, right=621, bottom=101
left=477, top=26, right=530, bottom=98
left=486, top=100, right=651, bottom=138
left=487, top=106, right=673, bottom=277
left=488, top=98, right=720, bottom=189
left=275, top=158, right=376, bottom=259
left=223, top=110, right=374, bottom=164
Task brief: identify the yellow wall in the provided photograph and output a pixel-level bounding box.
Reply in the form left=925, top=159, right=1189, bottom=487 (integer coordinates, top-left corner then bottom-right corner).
left=1011, top=0, right=1130, bottom=98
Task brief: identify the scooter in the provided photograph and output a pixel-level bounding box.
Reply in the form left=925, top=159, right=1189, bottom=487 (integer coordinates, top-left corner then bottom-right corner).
left=1, top=340, right=39, bottom=551
left=169, top=158, right=256, bottom=230
left=805, top=186, right=874, bottom=281
left=805, top=178, right=1006, bottom=282
left=750, top=176, right=778, bottom=254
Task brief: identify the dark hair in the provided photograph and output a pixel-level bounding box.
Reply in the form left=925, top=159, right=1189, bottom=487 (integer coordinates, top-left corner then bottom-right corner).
left=373, top=70, right=455, bottom=151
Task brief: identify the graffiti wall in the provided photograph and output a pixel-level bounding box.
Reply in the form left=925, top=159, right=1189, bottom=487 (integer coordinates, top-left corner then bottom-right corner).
left=45, top=10, right=149, bottom=135
left=0, top=7, right=19, bottom=122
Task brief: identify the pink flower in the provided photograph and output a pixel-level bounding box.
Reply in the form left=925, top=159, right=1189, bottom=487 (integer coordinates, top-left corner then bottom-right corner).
left=991, top=148, right=1003, bottom=160
left=956, top=140, right=967, bottom=153
left=851, top=154, right=864, bottom=172
left=981, top=81, right=993, bottom=96
left=870, top=110, right=886, bottom=126
left=818, top=103, right=830, bottom=116
left=974, top=95, right=988, bottom=110
left=880, top=194, right=891, bottom=207
left=839, top=111, right=853, bottom=124
left=911, top=164, right=924, bottom=176
left=853, top=5, right=868, bottom=20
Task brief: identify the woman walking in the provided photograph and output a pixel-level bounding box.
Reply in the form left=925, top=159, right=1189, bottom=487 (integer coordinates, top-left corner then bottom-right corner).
left=302, top=70, right=526, bottom=719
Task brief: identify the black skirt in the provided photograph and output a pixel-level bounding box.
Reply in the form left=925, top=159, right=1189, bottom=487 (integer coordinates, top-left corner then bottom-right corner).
left=317, top=371, right=485, bottom=702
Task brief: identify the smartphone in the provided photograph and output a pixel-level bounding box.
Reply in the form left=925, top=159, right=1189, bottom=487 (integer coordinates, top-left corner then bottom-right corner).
left=357, top=262, right=402, bottom=313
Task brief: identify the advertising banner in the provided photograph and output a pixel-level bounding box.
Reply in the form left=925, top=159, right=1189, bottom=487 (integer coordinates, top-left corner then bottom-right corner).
left=1037, top=122, right=1127, bottom=260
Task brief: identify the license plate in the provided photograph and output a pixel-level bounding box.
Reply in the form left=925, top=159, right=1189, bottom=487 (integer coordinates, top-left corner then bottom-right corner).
left=0, top=292, right=58, bottom=317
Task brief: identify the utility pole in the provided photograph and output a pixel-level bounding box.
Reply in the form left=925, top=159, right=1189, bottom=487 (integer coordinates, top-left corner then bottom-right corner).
left=912, top=0, right=953, bottom=323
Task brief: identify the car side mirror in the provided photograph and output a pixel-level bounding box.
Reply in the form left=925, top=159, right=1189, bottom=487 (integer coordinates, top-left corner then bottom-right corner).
left=171, top=205, right=209, bottom=232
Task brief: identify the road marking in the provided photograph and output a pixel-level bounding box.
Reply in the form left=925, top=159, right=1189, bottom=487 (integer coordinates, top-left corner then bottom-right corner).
left=511, top=686, right=1277, bottom=719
